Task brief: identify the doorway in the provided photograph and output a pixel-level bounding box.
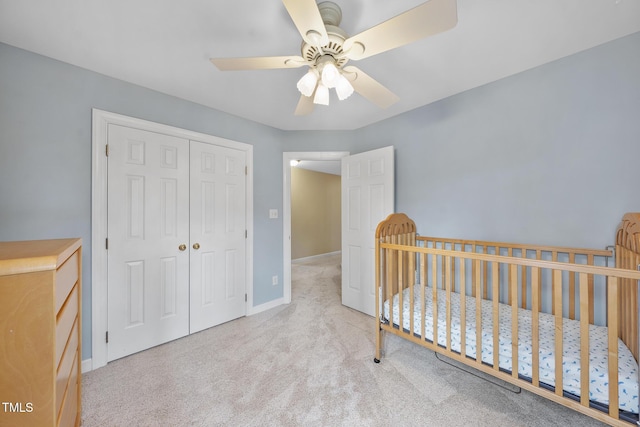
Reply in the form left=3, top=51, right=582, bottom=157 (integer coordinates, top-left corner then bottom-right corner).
left=282, top=152, right=349, bottom=304
left=283, top=147, right=394, bottom=315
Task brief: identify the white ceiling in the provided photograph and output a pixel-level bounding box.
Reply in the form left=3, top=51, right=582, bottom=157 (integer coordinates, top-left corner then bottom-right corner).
left=1, top=0, right=638, bottom=131
left=294, top=160, right=341, bottom=175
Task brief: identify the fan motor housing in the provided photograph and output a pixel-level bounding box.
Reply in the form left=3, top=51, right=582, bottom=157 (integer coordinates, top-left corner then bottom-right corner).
left=301, top=1, right=349, bottom=68
left=301, top=24, right=349, bottom=68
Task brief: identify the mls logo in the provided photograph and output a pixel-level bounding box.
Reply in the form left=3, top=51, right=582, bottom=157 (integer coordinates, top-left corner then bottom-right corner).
left=1, top=402, right=34, bottom=413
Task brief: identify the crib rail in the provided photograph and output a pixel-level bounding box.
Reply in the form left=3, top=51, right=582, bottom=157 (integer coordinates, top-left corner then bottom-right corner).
left=416, top=235, right=612, bottom=323
left=377, top=241, right=640, bottom=424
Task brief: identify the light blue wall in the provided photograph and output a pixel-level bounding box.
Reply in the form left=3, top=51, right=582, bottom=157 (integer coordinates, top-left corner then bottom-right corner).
left=283, top=32, right=640, bottom=249
left=0, top=43, right=285, bottom=360
left=1, top=31, right=639, bottom=362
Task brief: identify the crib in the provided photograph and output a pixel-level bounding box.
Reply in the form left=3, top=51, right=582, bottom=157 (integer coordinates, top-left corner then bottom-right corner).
left=374, top=212, right=640, bottom=426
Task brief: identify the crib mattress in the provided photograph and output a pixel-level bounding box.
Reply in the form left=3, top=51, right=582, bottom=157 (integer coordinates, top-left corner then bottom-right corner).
left=382, top=285, right=639, bottom=414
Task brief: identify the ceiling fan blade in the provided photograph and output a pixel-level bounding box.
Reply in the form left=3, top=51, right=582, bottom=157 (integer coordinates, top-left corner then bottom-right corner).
left=211, top=55, right=308, bottom=71
left=343, top=0, right=457, bottom=61
left=294, top=94, right=315, bottom=116
left=343, top=66, right=399, bottom=109
left=282, top=0, right=329, bottom=47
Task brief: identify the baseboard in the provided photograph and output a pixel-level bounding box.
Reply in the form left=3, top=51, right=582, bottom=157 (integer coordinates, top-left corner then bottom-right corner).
left=82, top=358, right=93, bottom=373
left=292, top=250, right=341, bottom=263
left=248, top=297, right=285, bottom=316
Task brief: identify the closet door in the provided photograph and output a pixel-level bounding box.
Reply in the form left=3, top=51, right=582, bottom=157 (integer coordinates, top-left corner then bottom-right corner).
left=107, top=124, right=190, bottom=361
left=189, top=140, right=247, bottom=333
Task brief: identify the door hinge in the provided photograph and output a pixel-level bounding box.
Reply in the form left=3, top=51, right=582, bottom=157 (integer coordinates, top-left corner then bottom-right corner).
left=106, top=238, right=109, bottom=250
left=245, top=230, right=248, bottom=238
left=245, top=166, right=248, bottom=175
left=245, top=294, right=247, bottom=302
left=106, top=331, right=109, bottom=343
left=106, top=144, right=109, bottom=156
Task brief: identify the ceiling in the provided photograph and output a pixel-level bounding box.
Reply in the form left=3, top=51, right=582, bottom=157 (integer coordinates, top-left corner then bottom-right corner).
left=293, top=160, right=341, bottom=175
left=1, top=0, right=638, bottom=131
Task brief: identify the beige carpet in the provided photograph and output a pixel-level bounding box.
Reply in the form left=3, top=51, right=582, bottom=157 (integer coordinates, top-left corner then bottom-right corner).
left=82, top=253, right=604, bottom=426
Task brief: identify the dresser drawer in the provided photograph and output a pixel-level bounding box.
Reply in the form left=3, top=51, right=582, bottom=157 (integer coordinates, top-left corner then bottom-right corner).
left=55, top=285, right=78, bottom=367
left=57, top=349, right=79, bottom=427
left=56, top=319, right=78, bottom=416
left=55, top=250, right=79, bottom=314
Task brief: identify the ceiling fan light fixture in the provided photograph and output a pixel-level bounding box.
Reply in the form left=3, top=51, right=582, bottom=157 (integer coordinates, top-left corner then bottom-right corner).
left=313, top=83, right=330, bottom=105
left=297, top=69, right=319, bottom=97
left=335, top=74, right=354, bottom=100
left=321, top=62, right=340, bottom=88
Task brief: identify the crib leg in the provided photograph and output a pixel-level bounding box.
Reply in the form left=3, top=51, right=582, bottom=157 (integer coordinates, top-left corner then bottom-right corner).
left=374, top=321, right=383, bottom=363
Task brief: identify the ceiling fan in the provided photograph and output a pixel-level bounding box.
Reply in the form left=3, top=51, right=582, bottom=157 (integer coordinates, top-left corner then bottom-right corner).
left=210, top=0, right=457, bottom=115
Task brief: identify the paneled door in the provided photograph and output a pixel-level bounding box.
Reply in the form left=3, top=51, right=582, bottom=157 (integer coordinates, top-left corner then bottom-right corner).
left=189, top=140, right=247, bottom=333
left=107, top=124, right=191, bottom=361
left=107, top=126, right=247, bottom=361
left=341, top=146, right=394, bottom=316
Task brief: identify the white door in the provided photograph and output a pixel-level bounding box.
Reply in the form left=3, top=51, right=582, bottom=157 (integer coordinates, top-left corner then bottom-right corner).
left=107, top=124, right=190, bottom=361
left=107, top=127, right=248, bottom=361
left=189, top=140, right=247, bottom=333
left=341, top=146, right=394, bottom=316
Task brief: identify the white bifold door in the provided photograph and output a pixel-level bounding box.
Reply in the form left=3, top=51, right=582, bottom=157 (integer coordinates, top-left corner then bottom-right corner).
left=341, top=146, right=394, bottom=316
left=107, top=124, right=246, bottom=361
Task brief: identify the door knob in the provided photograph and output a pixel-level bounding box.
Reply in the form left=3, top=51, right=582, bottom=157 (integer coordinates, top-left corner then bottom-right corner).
left=178, top=244, right=187, bottom=251
left=193, top=243, right=201, bottom=250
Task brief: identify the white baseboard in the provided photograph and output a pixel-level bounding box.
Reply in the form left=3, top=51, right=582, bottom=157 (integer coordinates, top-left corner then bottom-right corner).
left=292, top=250, right=341, bottom=263
left=82, top=358, right=93, bottom=373
left=248, top=297, right=285, bottom=316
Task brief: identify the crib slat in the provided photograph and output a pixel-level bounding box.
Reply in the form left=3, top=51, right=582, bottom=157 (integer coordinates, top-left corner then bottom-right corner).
left=432, top=254, right=439, bottom=345
left=398, top=249, right=404, bottom=333
left=531, top=267, right=540, bottom=387
left=536, top=250, right=542, bottom=312
left=484, top=248, right=489, bottom=299
left=475, top=259, right=482, bottom=364
left=446, top=256, right=452, bottom=351
left=553, top=269, right=563, bottom=396
left=607, top=276, right=619, bottom=419
left=552, top=252, right=558, bottom=316
left=507, top=248, right=513, bottom=306
left=569, top=253, right=576, bottom=320
left=521, top=250, right=527, bottom=309
left=460, top=259, right=467, bottom=359
left=579, top=272, right=590, bottom=407
left=409, top=249, right=416, bottom=337
left=471, top=244, right=477, bottom=298
left=440, top=245, right=446, bottom=290
left=510, top=264, right=518, bottom=379
left=420, top=253, right=426, bottom=340
left=386, top=246, right=393, bottom=326
left=588, top=254, right=595, bottom=324
left=492, top=262, right=500, bottom=370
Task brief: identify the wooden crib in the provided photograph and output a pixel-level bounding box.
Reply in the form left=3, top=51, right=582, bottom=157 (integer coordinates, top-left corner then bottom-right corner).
left=374, top=212, right=640, bottom=426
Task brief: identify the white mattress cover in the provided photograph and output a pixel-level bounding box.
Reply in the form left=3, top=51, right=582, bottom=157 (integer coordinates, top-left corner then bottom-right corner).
left=383, top=285, right=639, bottom=414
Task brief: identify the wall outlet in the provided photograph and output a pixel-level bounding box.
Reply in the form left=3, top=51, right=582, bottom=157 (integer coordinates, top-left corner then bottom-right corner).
left=272, top=275, right=278, bottom=286
left=269, top=209, right=278, bottom=219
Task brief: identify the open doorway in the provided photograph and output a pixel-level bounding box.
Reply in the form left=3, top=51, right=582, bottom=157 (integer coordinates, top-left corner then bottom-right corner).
left=282, top=152, right=349, bottom=303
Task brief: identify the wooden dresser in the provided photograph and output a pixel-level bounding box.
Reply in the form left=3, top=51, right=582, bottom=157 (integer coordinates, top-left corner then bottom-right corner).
left=0, top=238, right=82, bottom=427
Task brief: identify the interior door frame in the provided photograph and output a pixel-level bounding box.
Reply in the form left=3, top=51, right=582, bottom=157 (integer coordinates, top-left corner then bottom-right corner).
left=91, top=109, right=254, bottom=371
left=282, top=151, right=349, bottom=303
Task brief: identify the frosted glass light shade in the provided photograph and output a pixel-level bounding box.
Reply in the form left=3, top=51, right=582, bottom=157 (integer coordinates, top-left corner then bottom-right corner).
left=335, top=74, right=354, bottom=100
left=313, top=83, right=330, bottom=105
left=321, top=63, right=340, bottom=88
left=296, top=69, right=318, bottom=97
